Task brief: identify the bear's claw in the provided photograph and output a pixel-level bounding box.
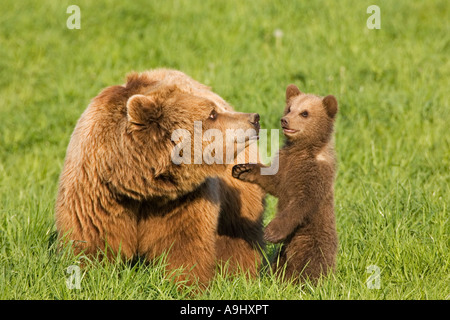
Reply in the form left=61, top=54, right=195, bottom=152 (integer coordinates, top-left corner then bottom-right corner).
left=232, top=164, right=253, bottom=179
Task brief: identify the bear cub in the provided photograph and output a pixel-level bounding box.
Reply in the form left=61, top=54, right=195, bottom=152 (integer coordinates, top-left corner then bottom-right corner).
left=232, top=84, right=338, bottom=282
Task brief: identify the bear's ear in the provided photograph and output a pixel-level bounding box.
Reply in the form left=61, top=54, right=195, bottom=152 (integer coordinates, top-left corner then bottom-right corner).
left=286, top=84, right=302, bottom=102
left=322, top=95, right=338, bottom=119
left=126, top=94, right=162, bottom=126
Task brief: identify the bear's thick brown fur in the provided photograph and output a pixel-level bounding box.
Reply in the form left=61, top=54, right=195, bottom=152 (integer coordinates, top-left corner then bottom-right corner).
left=55, top=69, right=265, bottom=285
left=232, top=84, right=338, bottom=283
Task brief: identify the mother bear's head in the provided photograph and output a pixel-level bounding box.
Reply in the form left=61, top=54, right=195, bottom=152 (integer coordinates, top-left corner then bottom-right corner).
left=64, top=69, right=259, bottom=201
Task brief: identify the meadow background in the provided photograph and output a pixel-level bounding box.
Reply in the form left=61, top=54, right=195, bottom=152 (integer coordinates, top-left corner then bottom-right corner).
left=0, top=0, right=448, bottom=299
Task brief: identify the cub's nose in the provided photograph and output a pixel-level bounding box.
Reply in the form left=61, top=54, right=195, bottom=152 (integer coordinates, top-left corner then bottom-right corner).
left=281, top=117, right=288, bottom=127
left=249, top=113, right=260, bottom=125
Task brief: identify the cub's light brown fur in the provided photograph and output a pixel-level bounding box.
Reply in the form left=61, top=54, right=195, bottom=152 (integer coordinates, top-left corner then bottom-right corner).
left=55, top=69, right=265, bottom=285
left=233, top=84, right=338, bottom=283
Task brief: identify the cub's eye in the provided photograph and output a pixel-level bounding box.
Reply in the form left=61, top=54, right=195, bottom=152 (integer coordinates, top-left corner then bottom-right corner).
left=300, top=111, right=309, bottom=118
left=209, top=109, right=218, bottom=120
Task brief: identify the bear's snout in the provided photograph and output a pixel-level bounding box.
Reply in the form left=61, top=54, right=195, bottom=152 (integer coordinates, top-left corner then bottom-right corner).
left=249, top=113, right=260, bottom=129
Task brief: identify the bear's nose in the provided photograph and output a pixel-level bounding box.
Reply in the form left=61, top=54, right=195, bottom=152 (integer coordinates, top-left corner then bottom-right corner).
left=249, top=113, right=260, bottom=124
left=281, top=117, right=288, bottom=128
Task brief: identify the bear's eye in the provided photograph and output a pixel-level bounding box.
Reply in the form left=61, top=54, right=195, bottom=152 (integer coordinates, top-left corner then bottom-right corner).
left=209, top=109, right=218, bottom=120
left=300, top=111, right=309, bottom=118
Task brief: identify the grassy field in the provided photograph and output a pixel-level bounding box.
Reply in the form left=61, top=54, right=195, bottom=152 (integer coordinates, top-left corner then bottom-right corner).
left=0, top=0, right=448, bottom=300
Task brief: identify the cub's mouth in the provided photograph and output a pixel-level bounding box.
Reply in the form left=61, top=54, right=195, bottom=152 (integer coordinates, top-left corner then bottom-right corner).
left=282, top=127, right=298, bottom=135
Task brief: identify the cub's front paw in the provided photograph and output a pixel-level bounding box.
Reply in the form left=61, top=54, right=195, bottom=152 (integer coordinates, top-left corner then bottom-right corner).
left=232, top=163, right=257, bottom=181
left=263, top=219, right=291, bottom=244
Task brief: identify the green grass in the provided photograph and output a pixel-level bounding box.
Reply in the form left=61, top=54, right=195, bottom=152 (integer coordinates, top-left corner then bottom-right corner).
left=0, top=0, right=449, bottom=299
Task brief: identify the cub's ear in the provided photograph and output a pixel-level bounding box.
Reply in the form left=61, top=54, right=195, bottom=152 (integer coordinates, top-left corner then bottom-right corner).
left=322, top=95, right=338, bottom=119
left=286, top=84, right=302, bottom=102
left=126, top=94, right=162, bottom=126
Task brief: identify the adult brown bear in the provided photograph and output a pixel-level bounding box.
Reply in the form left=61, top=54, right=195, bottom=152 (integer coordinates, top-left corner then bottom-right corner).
left=55, top=69, right=265, bottom=285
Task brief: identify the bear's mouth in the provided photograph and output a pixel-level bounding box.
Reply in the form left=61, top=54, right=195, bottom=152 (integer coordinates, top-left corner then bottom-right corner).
left=247, top=124, right=260, bottom=141
left=282, top=127, right=298, bottom=134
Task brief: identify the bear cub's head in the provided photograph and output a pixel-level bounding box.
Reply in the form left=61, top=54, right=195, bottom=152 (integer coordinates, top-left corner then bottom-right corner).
left=281, top=84, right=338, bottom=147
